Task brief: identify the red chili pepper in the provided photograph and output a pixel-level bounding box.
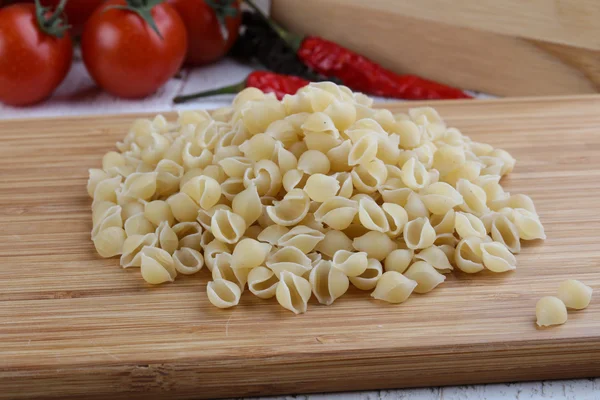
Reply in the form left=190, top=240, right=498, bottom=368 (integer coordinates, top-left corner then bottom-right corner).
left=173, top=71, right=309, bottom=104
left=245, top=0, right=471, bottom=100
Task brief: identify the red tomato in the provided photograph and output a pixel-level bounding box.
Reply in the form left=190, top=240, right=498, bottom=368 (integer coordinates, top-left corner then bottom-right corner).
left=0, top=4, right=73, bottom=106
left=167, top=0, right=240, bottom=66
left=42, top=0, right=106, bottom=36
left=81, top=0, right=187, bottom=99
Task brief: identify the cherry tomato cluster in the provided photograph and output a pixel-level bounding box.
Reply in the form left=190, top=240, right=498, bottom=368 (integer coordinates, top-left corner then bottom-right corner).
left=0, top=0, right=241, bottom=106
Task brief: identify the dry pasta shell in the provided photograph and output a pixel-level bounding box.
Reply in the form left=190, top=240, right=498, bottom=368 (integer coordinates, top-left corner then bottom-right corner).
left=371, top=271, right=417, bottom=304
left=276, top=271, right=312, bottom=314
left=309, top=260, right=349, bottom=305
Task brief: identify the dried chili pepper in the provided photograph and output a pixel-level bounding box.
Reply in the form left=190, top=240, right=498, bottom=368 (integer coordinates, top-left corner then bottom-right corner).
left=228, top=11, right=335, bottom=83
left=173, top=71, right=309, bottom=103
left=244, top=0, right=471, bottom=100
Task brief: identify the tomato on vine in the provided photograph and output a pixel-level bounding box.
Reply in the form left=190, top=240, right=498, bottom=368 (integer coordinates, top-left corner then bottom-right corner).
left=167, top=0, right=240, bottom=66
left=81, top=0, right=187, bottom=99
left=41, top=0, right=106, bottom=36
left=0, top=0, right=73, bottom=106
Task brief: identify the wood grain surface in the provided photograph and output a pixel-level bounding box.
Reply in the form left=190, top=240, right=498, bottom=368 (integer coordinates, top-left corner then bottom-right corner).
left=271, top=0, right=600, bottom=96
left=1, top=96, right=599, bottom=400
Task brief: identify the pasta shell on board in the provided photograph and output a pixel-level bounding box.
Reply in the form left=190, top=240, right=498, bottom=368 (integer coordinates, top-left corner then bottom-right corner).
left=403, top=192, right=430, bottom=221
left=92, top=175, right=122, bottom=203
left=358, top=198, right=390, bottom=233
left=297, top=150, right=331, bottom=175
left=265, top=119, right=299, bottom=147
left=167, top=192, right=199, bottom=223
left=181, top=176, right=222, bottom=210
left=327, top=140, right=352, bottom=173
left=197, top=204, right=229, bottom=231
left=239, top=133, right=276, bottom=162
left=155, top=159, right=184, bottom=197
left=314, top=197, right=358, bottom=230
left=172, top=222, right=203, bottom=251
left=432, top=145, right=466, bottom=176
left=277, top=226, right=325, bottom=254
left=480, top=242, right=517, bottom=272
left=91, top=205, right=123, bottom=239
left=404, top=261, right=446, bottom=293
left=415, top=246, right=454, bottom=273
left=348, top=134, right=378, bottom=166
left=400, top=157, right=430, bottom=190
left=271, top=142, right=298, bottom=175
left=430, top=209, right=455, bottom=234
left=257, top=225, right=290, bottom=246
left=207, top=279, right=242, bottom=309
left=173, top=247, right=204, bottom=275
left=119, top=172, right=157, bottom=202
left=155, top=221, right=179, bottom=254
left=266, top=246, right=313, bottom=278
left=210, top=210, right=246, bottom=244
left=218, top=156, right=253, bottom=179
left=332, top=250, right=369, bottom=277
left=324, top=100, right=357, bottom=133
left=434, top=233, right=459, bottom=248
left=351, top=159, right=388, bottom=193
left=403, top=217, right=436, bottom=250
left=456, top=179, right=489, bottom=216
left=144, top=200, right=175, bottom=227
left=454, top=236, right=491, bottom=273
left=371, top=271, right=417, bottom=304
left=248, top=266, right=279, bottom=299
left=93, top=226, right=126, bottom=258
left=241, top=98, right=287, bottom=135
left=120, top=233, right=158, bottom=268
left=490, top=148, right=516, bottom=176
left=384, top=249, right=414, bottom=274
left=140, top=246, right=177, bottom=284
left=309, top=260, right=350, bottom=305
left=557, top=279, right=593, bottom=310
left=203, top=165, right=227, bottom=184
left=87, top=169, right=110, bottom=198
left=382, top=203, right=408, bottom=237
left=536, top=296, right=567, bottom=327
left=266, top=189, right=310, bottom=226
left=276, top=271, right=312, bottom=314
left=124, top=212, right=155, bottom=236
left=444, top=161, right=481, bottom=187
left=243, top=160, right=282, bottom=197
left=304, top=174, right=340, bottom=202
left=315, top=230, right=354, bottom=258
left=455, top=212, right=487, bottom=239
left=377, top=134, right=401, bottom=165
left=231, top=184, right=262, bottom=227
left=421, top=182, right=464, bottom=215
left=203, top=239, right=231, bottom=272
left=350, top=258, right=383, bottom=290
left=211, top=253, right=249, bottom=290
left=92, top=200, right=118, bottom=226
left=220, top=177, right=245, bottom=202
left=353, top=231, right=397, bottom=261
left=230, top=238, right=271, bottom=270
left=511, top=208, right=546, bottom=240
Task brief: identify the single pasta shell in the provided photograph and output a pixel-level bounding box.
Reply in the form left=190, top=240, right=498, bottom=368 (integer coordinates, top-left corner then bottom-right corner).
left=557, top=279, right=593, bottom=310
left=535, top=296, right=567, bottom=327
left=371, top=271, right=417, bottom=304
left=207, top=279, right=242, bottom=308
left=93, top=226, right=126, bottom=258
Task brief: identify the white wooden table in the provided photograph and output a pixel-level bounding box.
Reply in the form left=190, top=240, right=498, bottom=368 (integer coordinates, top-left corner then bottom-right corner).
left=0, top=58, right=598, bottom=400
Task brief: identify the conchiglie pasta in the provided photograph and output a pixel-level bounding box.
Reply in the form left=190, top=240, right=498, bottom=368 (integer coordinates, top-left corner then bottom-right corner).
left=276, top=271, right=312, bottom=314
left=207, top=279, right=242, bottom=309
left=349, top=258, right=383, bottom=290
left=403, top=261, right=446, bottom=293
left=248, top=266, right=279, bottom=299
left=309, top=260, right=349, bottom=305
left=371, top=271, right=417, bottom=304
left=89, top=82, right=544, bottom=313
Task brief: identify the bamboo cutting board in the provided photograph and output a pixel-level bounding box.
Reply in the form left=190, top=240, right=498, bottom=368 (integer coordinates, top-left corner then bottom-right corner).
left=1, top=96, right=600, bottom=400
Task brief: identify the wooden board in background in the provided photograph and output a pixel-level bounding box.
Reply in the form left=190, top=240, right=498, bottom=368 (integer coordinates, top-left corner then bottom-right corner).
left=1, top=96, right=600, bottom=399
left=271, top=0, right=600, bottom=96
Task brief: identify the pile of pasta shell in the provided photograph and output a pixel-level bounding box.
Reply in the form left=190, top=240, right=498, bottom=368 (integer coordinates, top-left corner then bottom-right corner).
left=88, top=82, right=546, bottom=314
